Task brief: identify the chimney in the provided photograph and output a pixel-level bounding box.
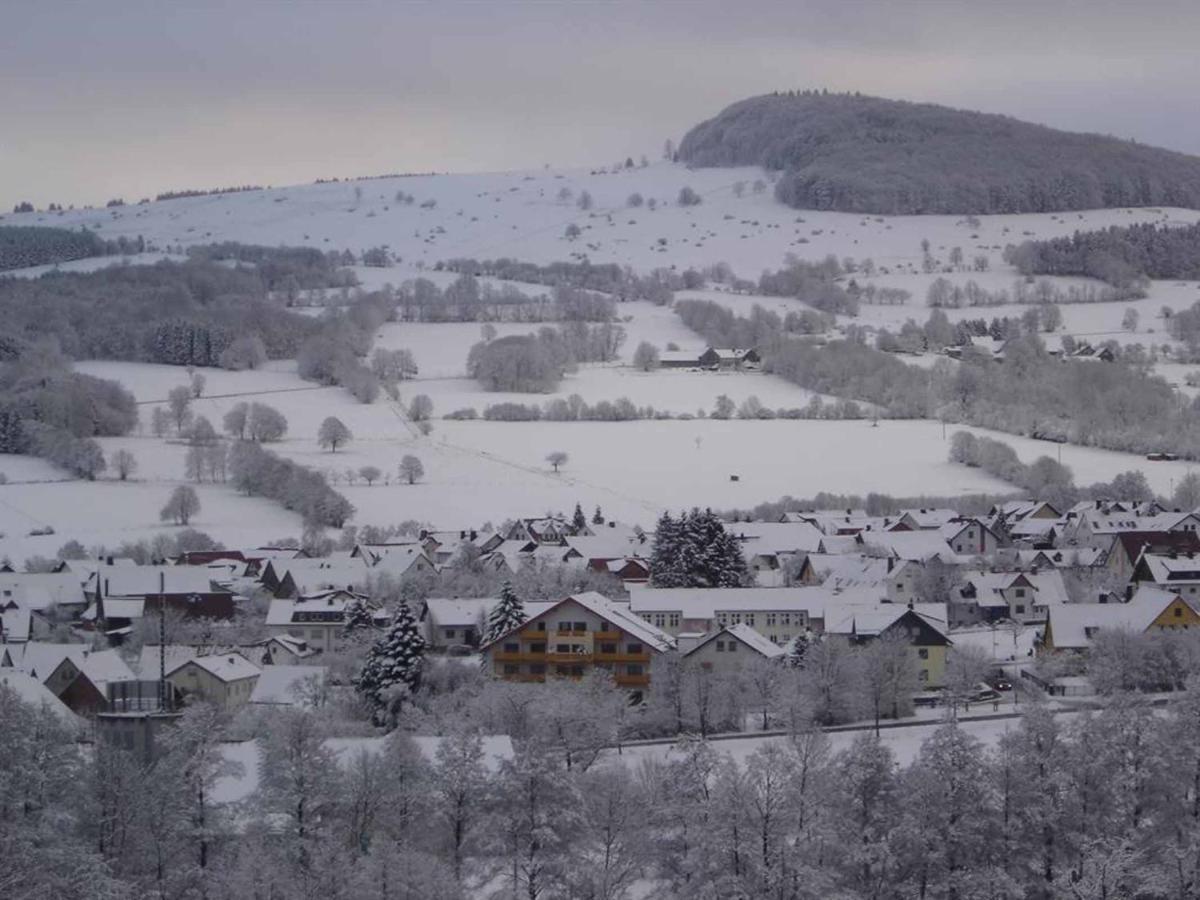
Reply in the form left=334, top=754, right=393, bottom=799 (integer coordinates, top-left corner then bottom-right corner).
left=104, top=578, right=109, bottom=596
left=1125, top=584, right=1134, bottom=602
left=886, top=558, right=894, bottom=573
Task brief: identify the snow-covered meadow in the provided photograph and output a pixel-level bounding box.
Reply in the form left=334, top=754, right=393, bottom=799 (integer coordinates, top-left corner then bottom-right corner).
left=1, top=162, right=1197, bottom=559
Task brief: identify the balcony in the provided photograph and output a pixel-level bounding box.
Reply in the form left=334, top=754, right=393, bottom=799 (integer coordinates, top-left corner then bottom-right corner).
left=593, top=630, right=622, bottom=641
left=614, top=673, right=650, bottom=688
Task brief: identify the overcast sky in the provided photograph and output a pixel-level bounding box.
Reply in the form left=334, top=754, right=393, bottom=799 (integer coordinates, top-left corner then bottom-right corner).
left=4, top=0, right=1199, bottom=210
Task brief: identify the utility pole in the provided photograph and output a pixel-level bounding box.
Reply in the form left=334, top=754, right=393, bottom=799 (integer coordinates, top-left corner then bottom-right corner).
left=158, top=571, right=167, bottom=711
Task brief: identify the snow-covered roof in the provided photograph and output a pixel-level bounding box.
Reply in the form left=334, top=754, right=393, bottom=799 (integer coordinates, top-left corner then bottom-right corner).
left=858, top=531, right=961, bottom=562
left=180, top=653, right=260, bottom=683
left=823, top=603, right=949, bottom=639
left=0, top=572, right=85, bottom=610
left=368, top=544, right=435, bottom=575
left=628, top=584, right=885, bottom=619
left=813, top=555, right=911, bottom=591
left=86, top=566, right=227, bottom=597
left=5, top=642, right=91, bottom=680
left=249, top=665, right=325, bottom=705
left=76, top=649, right=138, bottom=688
left=0, top=670, right=82, bottom=725
left=1135, top=551, right=1200, bottom=583
left=728, top=521, right=824, bottom=555
left=1045, top=589, right=1187, bottom=649
left=687, top=623, right=786, bottom=660
left=1, top=606, right=31, bottom=642
left=568, top=592, right=675, bottom=652
left=274, top=558, right=370, bottom=593
left=899, top=508, right=961, bottom=529
left=266, top=594, right=368, bottom=626
left=424, top=597, right=491, bottom=628
left=962, top=569, right=1069, bottom=608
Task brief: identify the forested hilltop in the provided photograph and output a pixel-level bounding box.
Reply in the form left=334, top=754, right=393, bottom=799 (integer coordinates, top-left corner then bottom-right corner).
left=677, top=91, right=1200, bottom=214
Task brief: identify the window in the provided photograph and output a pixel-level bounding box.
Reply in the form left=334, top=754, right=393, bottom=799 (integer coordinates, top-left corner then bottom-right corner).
left=310, top=629, right=323, bottom=639
left=536, top=621, right=546, bottom=632
left=669, top=613, right=680, bottom=628
left=600, top=643, right=617, bottom=654
left=780, top=613, right=791, bottom=625
left=574, top=621, right=587, bottom=632
left=504, top=642, right=520, bottom=653
left=653, top=614, right=666, bottom=628
left=530, top=663, right=546, bottom=675
left=627, top=643, right=643, bottom=654
left=503, top=664, right=518, bottom=675
left=745, top=614, right=755, bottom=626
left=555, top=644, right=571, bottom=653
left=728, top=642, right=738, bottom=653
left=918, top=648, right=929, bottom=659
left=626, top=664, right=644, bottom=675
left=716, top=641, right=726, bottom=652
left=919, top=670, right=929, bottom=682
left=1014, top=588, right=1026, bottom=598
left=445, top=628, right=456, bottom=639
left=766, top=613, right=777, bottom=627
left=1176, top=607, right=1184, bottom=618
left=1015, top=605, right=1025, bottom=615
left=558, top=622, right=571, bottom=633
left=530, top=642, right=546, bottom=653
left=556, top=665, right=571, bottom=676
left=717, top=613, right=728, bottom=625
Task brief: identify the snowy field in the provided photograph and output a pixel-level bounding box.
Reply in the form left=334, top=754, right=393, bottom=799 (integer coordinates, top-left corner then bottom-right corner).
left=4, top=164, right=1196, bottom=559
left=5, top=162, right=1199, bottom=281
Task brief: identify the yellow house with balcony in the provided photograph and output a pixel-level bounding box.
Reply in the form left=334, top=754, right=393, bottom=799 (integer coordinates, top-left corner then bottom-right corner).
left=479, top=592, right=675, bottom=698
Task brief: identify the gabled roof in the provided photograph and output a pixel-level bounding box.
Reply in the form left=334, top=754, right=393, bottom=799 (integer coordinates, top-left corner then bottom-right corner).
left=481, top=592, right=675, bottom=654
left=728, top=521, right=824, bottom=555
left=1044, top=588, right=1190, bottom=649
left=5, top=642, right=91, bottom=680
left=250, top=665, right=327, bottom=705
left=628, top=584, right=884, bottom=619
left=1134, top=551, right=1200, bottom=583
left=179, top=653, right=260, bottom=683
left=686, top=623, right=785, bottom=660
left=85, top=566, right=229, bottom=597
left=899, top=508, right=962, bottom=529
left=0, top=670, right=82, bottom=725
left=823, top=603, right=950, bottom=642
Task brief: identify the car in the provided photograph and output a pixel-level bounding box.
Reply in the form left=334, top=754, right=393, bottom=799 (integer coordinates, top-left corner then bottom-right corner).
left=970, top=683, right=1001, bottom=703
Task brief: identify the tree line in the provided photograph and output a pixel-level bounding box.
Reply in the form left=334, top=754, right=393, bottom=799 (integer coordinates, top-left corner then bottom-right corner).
left=1006, top=221, right=1200, bottom=286
left=0, top=224, right=148, bottom=272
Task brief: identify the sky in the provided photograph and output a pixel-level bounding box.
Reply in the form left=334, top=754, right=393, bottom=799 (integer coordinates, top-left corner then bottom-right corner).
left=4, top=0, right=1200, bottom=210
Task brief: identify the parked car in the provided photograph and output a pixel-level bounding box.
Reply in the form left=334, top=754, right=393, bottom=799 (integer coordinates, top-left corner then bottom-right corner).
left=987, top=669, right=1013, bottom=691
left=970, top=683, right=1001, bottom=703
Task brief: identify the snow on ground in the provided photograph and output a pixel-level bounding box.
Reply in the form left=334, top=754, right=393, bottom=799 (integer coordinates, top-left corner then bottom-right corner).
left=0, top=476, right=301, bottom=563
left=5, top=162, right=1198, bottom=279
left=946, top=625, right=1038, bottom=664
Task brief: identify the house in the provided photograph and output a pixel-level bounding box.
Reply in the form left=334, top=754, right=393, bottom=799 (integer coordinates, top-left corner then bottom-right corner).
left=249, top=665, right=326, bottom=707
left=270, top=558, right=371, bottom=599
left=1131, top=549, right=1200, bottom=599
left=958, top=569, right=1069, bottom=625
left=626, top=584, right=885, bottom=645
left=896, top=508, right=963, bottom=530
left=683, top=623, right=786, bottom=674
left=1103, top=531, right=1200, bottom=583
left=367, top=544, right=438, bottom=580
left=856, top=530, right=965, bottom=564
left=242, top=634, right=316, bottom=666
left=166, top=653, right=260, bottom=709
left=825, top=604, right=952, bottom=688
left=699, top=346, right=760, bottom=369
left=266, top=591, right=377, bottom=652
left=658, top=349, right=706, bottom=369
left=83, top=565, right=237, bottom=625
left=45, top=648, right=138, bottom=715
left=505, top=516, right=584, bottom=545
left=421, top=597, right=489, bottom=649
left=0, top=669, right=82, bottom=727
left=1040, top=587, right=1200, bottom=652
left=480, top=592, right=674, bottom=697
left=810, top=555, right=917, bottom=604
left=0, top=599, right=31, bottom=643
left=939, top=519, right=1003, bottom=555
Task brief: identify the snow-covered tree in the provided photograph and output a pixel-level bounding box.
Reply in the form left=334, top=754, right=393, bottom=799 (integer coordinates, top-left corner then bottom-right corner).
left=160, top=485, right=200, bottom=526
left=354, top=601, right=426, bottom=723
left=110, top=448, right=137, bottom=481
left=632, top=341, right=660, bottom=371
left=398, top=454, right=424, bottom=485
left=571, top=502, right=587, bottom=533
left=546, top=450, right=568, bottom=473
left=317, top=416, right=352, bottom=452
left=484, top=580, right=526, bottom=645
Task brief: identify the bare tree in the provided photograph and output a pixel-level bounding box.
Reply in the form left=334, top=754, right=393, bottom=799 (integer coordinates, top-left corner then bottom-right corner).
left=167, top=386, right=193, bottom=434
left=110, top=449, right=137, bottom=481
left=359, top=466, right=381, bottom=486
left=399, top=455, right=425, bottom=485
left=160, top=485, right=201, bottom=526
left=546, top=451, right=568, bottom=473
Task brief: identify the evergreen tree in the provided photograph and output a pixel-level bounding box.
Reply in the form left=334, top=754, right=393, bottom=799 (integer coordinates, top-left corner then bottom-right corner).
left=354, top=601, right=426, bottom=724
left=592, top=505, right=604, bottom=526
left=342, top=597, right=375, bottom=640
left=788, top=630, right=814, bottom=668
left=485, top=581, right=526, bottom=645
left=572, top=502, right=587, bottom=533
left=649, top=512, right=684, bottom=587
